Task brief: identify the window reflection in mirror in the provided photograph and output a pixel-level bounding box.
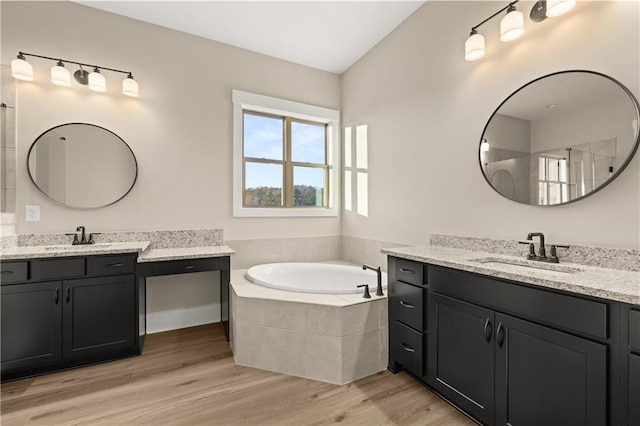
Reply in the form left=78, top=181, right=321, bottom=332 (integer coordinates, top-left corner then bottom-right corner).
left=480, top=71, right=640, bottom=206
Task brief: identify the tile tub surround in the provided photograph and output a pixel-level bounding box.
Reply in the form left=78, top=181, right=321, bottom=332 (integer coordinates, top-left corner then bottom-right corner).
left=430, top=234, right=640, bottom=272
left=382, top=245, right=640, bottom=305
left=231, top=269, right=388, bottom=385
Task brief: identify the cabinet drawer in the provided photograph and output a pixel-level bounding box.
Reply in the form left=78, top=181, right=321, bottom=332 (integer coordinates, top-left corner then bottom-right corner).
left=395, top=258, right=424, bottom=286
left=88, top=255, right=136, bottom=276
left=33, top=258, right=85, bottom=281
left=390, top=280, right=426, bottom=331
left=630, top=309, right=640, bottom=352
left=151, top=257, right=220, bottom=276
left=430, top=266, right=608, bottom=340
left=1, top=261, right=28, bottom=284
left=391, top=320, right=425, bottom=378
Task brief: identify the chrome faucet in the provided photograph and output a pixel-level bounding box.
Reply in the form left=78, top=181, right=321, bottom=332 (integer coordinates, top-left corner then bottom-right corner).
left=362, top=264, right=383, bottom=296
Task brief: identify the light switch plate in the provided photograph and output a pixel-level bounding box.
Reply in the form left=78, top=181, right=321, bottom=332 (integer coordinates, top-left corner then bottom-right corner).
left=25, top=205, right=40, bottom=221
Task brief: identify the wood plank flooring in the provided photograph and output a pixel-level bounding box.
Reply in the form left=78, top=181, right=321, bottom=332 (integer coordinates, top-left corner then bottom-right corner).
left=1, top=324, right=474, bottom=425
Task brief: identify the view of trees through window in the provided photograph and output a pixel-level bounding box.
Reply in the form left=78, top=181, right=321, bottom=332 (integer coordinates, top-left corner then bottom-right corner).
left=243, top=111, right=327, bottom=208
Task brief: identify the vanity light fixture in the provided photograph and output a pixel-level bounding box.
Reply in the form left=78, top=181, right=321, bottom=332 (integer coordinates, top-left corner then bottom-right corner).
left=465, top=0, right=575, bottom=61
left=10, top=53, right=34, bottom=81
left=10, top=52, right=139, bottom=97
left=50, top=60, right=71, bottom=87
left=481, top=138, right=490, bottom=152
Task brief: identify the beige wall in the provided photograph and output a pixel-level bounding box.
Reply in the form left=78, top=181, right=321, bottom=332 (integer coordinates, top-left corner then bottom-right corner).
left=1, top=1, right=341, bottom=240
left=341, top=1, right=640, bottom=249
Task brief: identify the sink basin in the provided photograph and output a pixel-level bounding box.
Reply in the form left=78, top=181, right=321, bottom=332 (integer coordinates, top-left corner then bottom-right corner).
left=42, top=244, right=112, bottom=251
left=471, top=257, right=582, bottom=276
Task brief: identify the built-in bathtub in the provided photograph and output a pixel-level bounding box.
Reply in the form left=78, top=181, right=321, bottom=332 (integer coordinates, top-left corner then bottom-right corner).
left=247, top=262, right=387, bottom=294
left=231, top=262, right=388, bottom=385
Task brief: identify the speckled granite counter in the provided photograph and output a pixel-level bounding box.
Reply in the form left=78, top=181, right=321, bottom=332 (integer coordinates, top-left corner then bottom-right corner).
left=138, top=245, right=235, bottom=262
left=382, top=245, right=640, bottom=305
left=0, top=241, right=150, bottom=260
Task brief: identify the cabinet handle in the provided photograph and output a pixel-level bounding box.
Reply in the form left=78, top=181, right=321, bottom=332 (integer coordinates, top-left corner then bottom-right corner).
left=184, top=265, right=195, bottom=270
left=401, top=343, right=415, bottom=353
left=399, top=301, right=415, bottom=309
left=65, top=287, right=71, bottom=304
left=497, top=323, right=505, bottom=348
left=399, top=268, right=415, bottom=274
left=54, top=288, right=60, bottom=304
left=105, top=263, right=124, bottom=267
left=484, top=318, right=492, bottom=343
left=1, top=270, right=14, bottom=274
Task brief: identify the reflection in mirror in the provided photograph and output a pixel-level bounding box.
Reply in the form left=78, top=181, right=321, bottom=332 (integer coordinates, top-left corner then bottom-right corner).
left=480, top=71, right=640, bottom=206
left=28, top=123, right=137, bottom=209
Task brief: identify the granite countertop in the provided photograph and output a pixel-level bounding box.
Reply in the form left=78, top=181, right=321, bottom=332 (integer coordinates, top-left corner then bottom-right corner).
left=138, top=245, right=235, bottom=263
left=0, top=241, right=151, bottom=260
left=382, top=245, right=640, bottom=305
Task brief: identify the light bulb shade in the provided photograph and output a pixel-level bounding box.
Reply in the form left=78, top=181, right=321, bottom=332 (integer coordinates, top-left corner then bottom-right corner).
left=88, top=69, right=106, bottom=92
left=546, top=0, right=576, bottom=17
left=465, top=33, right=485, bottom=61
left=51, top=63, right=71, bottom=86
left=500, top=10, right=525, bottom=42
left=11, top=57, right=34, bottom=81
left=122, top=76, right=139, bottom=97
left=481, top=140, right=490, bottom=152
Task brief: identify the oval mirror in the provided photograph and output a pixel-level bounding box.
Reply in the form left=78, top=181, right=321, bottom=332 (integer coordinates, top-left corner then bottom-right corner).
left=479, top=70, right=640, bottom=206
left=27, top=123, right=138, bottom=209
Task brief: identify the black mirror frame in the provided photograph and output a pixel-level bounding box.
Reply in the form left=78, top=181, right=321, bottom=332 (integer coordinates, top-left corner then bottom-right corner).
left=27, top=122, right=138, bottom=209
left=479, top=70, right=640, bottom=207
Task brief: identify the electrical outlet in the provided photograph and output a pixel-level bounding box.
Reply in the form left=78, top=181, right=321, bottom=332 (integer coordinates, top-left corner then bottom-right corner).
left=25, top=205, right=40, bottom=221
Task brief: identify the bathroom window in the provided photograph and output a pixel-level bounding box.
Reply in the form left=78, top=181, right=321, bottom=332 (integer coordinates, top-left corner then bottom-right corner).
left=344, top=125, right=369, bottom=217
left=232, top=90, right=340, bottom=217
left=538, top=156, right=569, bottom=205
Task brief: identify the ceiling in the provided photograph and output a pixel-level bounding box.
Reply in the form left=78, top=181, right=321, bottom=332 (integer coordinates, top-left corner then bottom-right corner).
left=75, top=1, right=425, bottom=74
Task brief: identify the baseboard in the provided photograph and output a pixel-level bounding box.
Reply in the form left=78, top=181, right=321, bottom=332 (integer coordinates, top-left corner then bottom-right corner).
left=147, top=304, right=221, bottom=334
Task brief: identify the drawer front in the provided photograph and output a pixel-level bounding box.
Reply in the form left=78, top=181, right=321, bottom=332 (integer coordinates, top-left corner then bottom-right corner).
left=88, top=255, right=136, bottom=276
left=430, top=266, right=608, bottom=340
left=390, top=280, right=426, bottom=331
left=395, top=258, right=424, bottom=286
left=391, top=320, right=425, bottom=378
left=630, top=309, right=640, bottom=352
left=1, top=261, right=28, bottom=284
left=151, top=257, right=220, bottom=276
left=33, top=258, right=86, bottom=281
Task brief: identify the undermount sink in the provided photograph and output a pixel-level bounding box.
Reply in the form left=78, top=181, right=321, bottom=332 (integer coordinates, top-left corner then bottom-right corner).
left=471, top=257, right=583, bottom=276
left=42, top=244, right=112, bottom=251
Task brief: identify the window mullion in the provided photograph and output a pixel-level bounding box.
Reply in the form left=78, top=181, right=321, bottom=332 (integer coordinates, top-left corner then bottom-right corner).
left=284, top=117, right=293, bottom=207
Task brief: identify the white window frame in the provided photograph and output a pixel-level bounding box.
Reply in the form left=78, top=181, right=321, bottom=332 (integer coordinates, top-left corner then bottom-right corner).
left=232, top=90, right=340, bottom=217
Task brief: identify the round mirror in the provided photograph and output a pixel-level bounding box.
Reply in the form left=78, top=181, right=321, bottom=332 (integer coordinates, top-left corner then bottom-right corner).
left=479, top=70, right=640, bottom=206
left=27, top=123, right=138, bottom=209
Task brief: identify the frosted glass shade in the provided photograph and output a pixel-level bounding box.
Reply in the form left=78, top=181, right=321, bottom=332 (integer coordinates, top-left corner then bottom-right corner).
left=547, top=0, right=576, bottom=17
left=88, top=70, right=106, bottom=92
left=465, top=33, right=485, bottom=61
left=11, top=58, right=34, bottom=81
left=51, top=64, right=71, bottom=86
left=122, top=76, right=139, bottom=97
left=481, top=140, right=490, bottom=152
left=500, top=10, right=524, bottom=42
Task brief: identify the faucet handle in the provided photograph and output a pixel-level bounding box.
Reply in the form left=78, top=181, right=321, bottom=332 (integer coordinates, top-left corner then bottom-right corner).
left=357, top=284, right=371, bottom=299
left=88, top=233, right=100, bottom=244
left=518, top=240, right=537, bottom=260
left=549, top=244, right=570, bottom=261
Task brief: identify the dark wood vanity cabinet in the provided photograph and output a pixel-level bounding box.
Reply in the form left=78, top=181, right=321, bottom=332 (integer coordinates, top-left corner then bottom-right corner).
left=1, top=254, right=138, bottom=380
left=387, top=256, right=631, bottom=426
left=388, top=257, right=428, bottom=379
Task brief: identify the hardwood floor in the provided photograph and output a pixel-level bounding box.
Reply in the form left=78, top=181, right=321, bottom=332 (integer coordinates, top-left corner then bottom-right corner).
left=1, top=324, right=473, bottom=425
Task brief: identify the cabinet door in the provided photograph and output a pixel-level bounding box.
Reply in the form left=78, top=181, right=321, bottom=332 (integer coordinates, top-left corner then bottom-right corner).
left=630, top=354, right=640, bottom=426
left=495, top=313, right=607, bottom=426
left=428, top=293, right=495, bottom=425
left=1, top=281, right=62, bottom=373
left=63, top=275, right=135, bottom=359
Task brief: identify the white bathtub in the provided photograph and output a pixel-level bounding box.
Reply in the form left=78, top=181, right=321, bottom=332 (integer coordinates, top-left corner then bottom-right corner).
left=246, top=262, right=387, bottom=294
